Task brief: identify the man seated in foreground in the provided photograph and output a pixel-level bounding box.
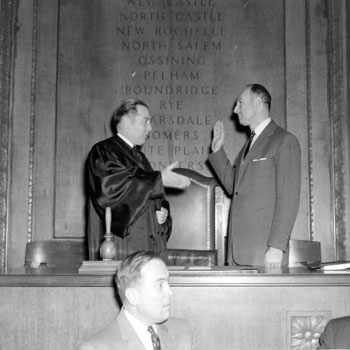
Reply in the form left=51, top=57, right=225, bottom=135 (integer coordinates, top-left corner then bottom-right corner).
left=318, top=316, right=350, bottom=349
left=78, top=250, right=197, bottom=350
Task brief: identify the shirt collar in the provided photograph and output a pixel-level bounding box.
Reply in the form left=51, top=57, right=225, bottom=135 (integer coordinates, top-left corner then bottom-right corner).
left=252, top=118, right=271, bottom=138
left=117, top=133, right=134, bottom=148
left=124, top=309, right=158, bottom=350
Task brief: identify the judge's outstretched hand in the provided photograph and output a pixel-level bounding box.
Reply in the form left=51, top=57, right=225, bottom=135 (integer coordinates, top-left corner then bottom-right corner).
left=161, top=162, right=191, bottom=189
left=211, top=120, right=225, bottom=153
left=265, top=247, right=283, bottom=268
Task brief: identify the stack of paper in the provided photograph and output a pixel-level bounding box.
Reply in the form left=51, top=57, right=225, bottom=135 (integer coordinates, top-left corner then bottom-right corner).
left=306, top=261, right=350, bottom=271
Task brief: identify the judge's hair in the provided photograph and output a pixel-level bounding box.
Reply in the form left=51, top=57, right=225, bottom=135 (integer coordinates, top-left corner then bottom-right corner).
left=247, top=84, right=271, bottom=111
left=112, top=98, right=149, bottom=131
left=115, top=251, right=162, bottom=303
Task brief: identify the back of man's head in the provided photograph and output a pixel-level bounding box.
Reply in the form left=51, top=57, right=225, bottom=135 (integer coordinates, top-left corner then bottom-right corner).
left=115, top=250, right=162, bottom=303
left=246, top=83, right=271, bottom=112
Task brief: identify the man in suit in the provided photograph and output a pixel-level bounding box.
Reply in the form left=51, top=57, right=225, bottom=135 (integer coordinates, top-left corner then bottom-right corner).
left=78, top=250, right=197, bottom=350
left=87, top=99, right=190, bottom=260
left=318, top=316, right=350, bottom=349
left=208, top=84, right=301, bottom=267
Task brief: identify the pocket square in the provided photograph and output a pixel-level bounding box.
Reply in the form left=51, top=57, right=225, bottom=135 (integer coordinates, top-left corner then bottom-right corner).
left=252, top=157, right=267, bottom=162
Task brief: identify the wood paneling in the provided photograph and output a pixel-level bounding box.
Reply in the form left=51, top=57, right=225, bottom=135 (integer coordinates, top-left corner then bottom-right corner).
left=0, top=286, right=119, bottom=350
left=1, top=270, right=350, bottom=350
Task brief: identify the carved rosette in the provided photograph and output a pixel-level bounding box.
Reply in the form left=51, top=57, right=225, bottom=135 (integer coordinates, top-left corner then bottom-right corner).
left=290, top=315, right=325, bottom=349
left=289, top=313, right=329, bottom=350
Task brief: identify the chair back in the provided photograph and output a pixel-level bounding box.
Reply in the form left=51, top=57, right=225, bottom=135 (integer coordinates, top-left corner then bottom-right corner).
left=25, top=240, right=88, bottom=268
left=85, top=168, right=226, bottom=265
left=166, top=168, right=217, bottom=250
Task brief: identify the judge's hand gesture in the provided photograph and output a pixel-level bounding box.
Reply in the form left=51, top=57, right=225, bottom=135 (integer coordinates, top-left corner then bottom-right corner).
left=161, top=162, right=191, bottom=189
left=211, top=120, right=225, bottom=153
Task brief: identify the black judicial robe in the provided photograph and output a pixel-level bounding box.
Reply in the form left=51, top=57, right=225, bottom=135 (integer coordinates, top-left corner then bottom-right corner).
left=87, top=135, right=172, bottom=260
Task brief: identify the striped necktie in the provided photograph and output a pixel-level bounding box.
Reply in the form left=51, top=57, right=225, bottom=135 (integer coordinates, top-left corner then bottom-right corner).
left=147, top=326, right=161, bottom=350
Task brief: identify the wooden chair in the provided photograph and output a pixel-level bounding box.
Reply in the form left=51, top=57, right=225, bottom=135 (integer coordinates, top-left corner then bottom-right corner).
left=25, top=240, right=88, bottom=268
left=288, top=239, right=321, bottom=267
left=86, top=168, right=225, bottom=266
left=165, top=168, right=225, bottom=266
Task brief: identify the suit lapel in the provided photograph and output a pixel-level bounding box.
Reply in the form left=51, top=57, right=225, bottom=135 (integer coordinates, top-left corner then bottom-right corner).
left=157, top=323, right=174, bottom=350
left=235, top=121, right=277, bottom=189
left=117, top=310, right=174, bottom=350
left=118, top=310, right=147, bottom=350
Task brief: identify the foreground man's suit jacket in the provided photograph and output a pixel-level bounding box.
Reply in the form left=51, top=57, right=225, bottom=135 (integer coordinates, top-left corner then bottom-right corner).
left=318, top=316, right=350, bottom=349
left=208, top=120, right=301, bottom=266
left=87, top=135, right=172, bottom=260
left=78, top=309, right=197, bottom=350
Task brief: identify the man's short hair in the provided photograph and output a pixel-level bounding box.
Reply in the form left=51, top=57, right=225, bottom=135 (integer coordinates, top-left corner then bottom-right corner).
left=115, top=251, right=162, bottom=303
left=112, top=98, right=149, bottom=132
left=247, top=84, right=271, bottom=111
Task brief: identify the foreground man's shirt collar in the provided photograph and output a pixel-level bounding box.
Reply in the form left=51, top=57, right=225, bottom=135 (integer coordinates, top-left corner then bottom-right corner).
left=124, top=309, right=158, bottom=350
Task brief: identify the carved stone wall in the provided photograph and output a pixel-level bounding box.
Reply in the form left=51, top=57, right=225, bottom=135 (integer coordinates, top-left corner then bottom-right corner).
left=1, top=0, right=350, bottom=268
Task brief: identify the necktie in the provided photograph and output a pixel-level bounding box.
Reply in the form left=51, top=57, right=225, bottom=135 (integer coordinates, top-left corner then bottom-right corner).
left=132, top=146, right=142, bottom=161
left=131, top=146, right=154, bottom=173
left=243, top=131, right=255, bottom=159
left=147, top=326, right=161, bottom=350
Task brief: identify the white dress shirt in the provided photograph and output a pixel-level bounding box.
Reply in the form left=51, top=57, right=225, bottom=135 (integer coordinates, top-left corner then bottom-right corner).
left=117, top=133, right=134, bottom=148
left=250, top=117, right=271, bottom=148
left=124, top=309, right=159, bottom=350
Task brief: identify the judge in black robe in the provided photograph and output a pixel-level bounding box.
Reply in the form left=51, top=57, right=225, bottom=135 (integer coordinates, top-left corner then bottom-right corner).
left=87, top=98, right=190, bottom=260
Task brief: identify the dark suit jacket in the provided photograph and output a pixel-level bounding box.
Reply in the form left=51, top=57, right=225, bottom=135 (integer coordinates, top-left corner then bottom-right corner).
left=208, top=120, right=301, bottom=266
left=318, top=316, right=350, bottom=349
left=78, top=309, right=197, bottom=350
left=87, top=135, right=172, bottom=260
